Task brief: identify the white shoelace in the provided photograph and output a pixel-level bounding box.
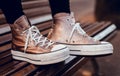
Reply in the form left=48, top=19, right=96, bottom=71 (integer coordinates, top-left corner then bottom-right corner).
left=23, top=26, right=54, bottom=52
left=67, top=16, right=94, bottom=42
left=68, top=23, right=87, bottom=42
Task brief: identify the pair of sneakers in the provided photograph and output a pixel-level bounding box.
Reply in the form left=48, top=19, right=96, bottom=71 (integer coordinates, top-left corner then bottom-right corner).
left=10, top=13, right=113, bottom=65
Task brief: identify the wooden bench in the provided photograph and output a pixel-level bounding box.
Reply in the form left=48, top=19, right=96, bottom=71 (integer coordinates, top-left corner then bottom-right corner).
left=0, top=0, right=117, bottom=76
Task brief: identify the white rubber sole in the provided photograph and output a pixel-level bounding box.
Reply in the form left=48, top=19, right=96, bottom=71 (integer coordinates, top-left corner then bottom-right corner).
left=11, top=47, right=70, bottom=65
left=64, top=42, right=113, bottom=56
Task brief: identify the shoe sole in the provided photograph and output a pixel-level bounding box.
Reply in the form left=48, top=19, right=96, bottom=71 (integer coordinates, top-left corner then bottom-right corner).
left=64, top=42, right=113, bottom=56
left=11, top=47, right=70, bottom=65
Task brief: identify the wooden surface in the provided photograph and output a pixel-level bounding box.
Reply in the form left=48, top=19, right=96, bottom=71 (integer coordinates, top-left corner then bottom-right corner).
left=0, top=0, right=117, bottom=76
left=0, top=21, right=116, bottom=76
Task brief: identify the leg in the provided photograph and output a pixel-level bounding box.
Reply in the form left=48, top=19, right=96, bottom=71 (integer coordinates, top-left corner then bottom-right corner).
left=0, top=0, right=24, bottom=24
left=48, top=0, right=113, bottom=56
left=49, top=0, right=70, bottom=16
left=0, top=0, right=69, bottom=65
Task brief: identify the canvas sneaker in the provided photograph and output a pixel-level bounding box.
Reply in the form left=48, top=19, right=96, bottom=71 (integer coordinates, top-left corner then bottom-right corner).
left=10, top=15, right=70, bottom=65
left=48, top=13, right=113, bottom=56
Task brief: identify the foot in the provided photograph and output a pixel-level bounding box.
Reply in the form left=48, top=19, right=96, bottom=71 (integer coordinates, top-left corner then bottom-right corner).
left=10, top=15, right=70, bottom=65
left=48, top=13, right=113, bottom=56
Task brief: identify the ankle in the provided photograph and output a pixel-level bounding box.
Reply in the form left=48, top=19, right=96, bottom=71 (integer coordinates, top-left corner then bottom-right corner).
left=54, top=13, right=70, bottom=18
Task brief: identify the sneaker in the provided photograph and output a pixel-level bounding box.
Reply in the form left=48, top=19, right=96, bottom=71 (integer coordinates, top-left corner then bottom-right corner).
left=48, top=13, right=113, bottom=56
left=10, top=15, right=70, bottom=65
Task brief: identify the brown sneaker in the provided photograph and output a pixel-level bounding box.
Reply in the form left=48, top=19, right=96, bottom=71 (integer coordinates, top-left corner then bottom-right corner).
left=10, top=15, right=70, bottom=65
left=48, top=13, right=113, bottom=56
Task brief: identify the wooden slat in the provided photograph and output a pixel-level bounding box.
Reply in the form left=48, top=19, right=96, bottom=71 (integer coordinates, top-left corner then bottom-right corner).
left=0, top=50, right=11, bottom=59
left=0, top=43, right=11, bottom=53
left=0, top=21, right=116, bottom=76
left=22, top=0, right=48, bottom=9
left=87, top=22, right=111, bottom=35
left=1, top=62, right=28, bottom=75
left=0, top=0, right=117, bottom=75
left=0, top=55, right=12, bottom=66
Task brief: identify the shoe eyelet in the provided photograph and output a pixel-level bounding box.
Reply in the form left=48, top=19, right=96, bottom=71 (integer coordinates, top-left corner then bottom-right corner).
left=67, top=19, right=69, bottom=21
left=72, top=41, right=75, bottom=43
left=66, top=40, right=68, bottom=42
